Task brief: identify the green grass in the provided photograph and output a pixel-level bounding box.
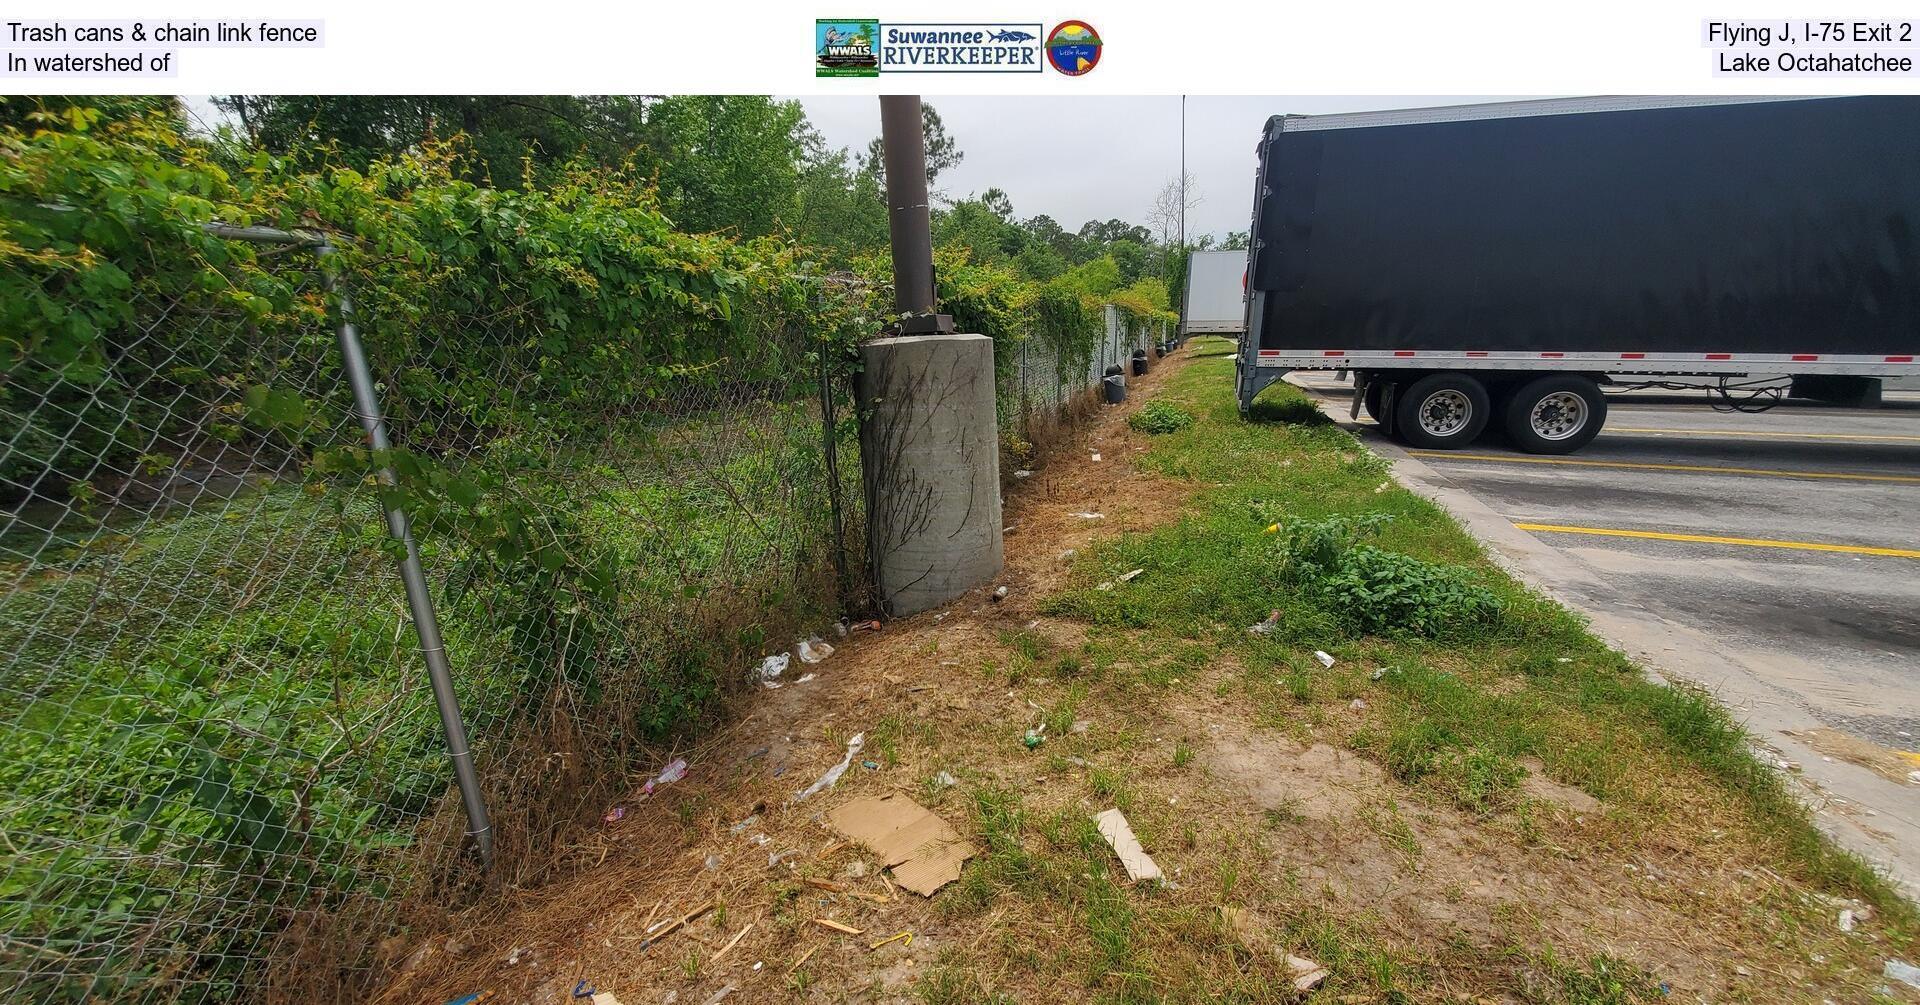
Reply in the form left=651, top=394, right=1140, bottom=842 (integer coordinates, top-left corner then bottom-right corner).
left=901, top=341, right=1913, bottom=1002
left=1048, top=340, right=1912, bottom=928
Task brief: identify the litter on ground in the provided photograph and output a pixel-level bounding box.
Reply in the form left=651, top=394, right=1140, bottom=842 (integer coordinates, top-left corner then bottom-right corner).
left=793, top=733, right=864, bottom=802
left=869, top=930, right=913, bottom=951
left=643, top=758, right=687, bottom=796
left=796, top=638, right=834, bottom=664
left=1313, top=650, right=1336, bottom=668
left=1248, top=611, right=1281, bottom=636
left=813, top=918, right=863, bottom=935
left=752, top=653, right=791, bottom=688
left=826, top=792, right=977, bottom=896
left=1220, top=907, right=1329, bottom=992
left=1093, top=807, right=1164, bottom=884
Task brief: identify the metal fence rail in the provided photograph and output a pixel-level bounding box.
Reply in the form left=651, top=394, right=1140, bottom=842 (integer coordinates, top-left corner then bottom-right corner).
left=0, top=226, right=864, bottom=1003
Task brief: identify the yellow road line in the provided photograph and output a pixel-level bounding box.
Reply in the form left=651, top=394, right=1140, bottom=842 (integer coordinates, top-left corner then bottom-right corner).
left=1408, top=451, right=1920, bottom=484
left=1610, top=426, right=1920, bottom=443
left=1512, top=523, right=1920, bottom=560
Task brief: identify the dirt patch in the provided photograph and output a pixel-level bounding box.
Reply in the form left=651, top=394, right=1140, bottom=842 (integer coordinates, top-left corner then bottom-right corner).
left=1206, top=734, right=1387, bottom=821
left=1519, top=756, right=1603, bottom=813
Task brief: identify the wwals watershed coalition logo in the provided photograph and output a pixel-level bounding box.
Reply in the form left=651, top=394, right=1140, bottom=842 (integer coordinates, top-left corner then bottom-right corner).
left=816, top=19, right=880, bottom=77
left=818, top=19, right=1096, bottom=75
left=1045, top=20, right=1101, bottom=75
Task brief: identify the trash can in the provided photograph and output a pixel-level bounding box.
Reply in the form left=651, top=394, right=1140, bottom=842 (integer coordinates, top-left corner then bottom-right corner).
left=1102, top=373, right=1127, bottom=404
left=1131, top=349, right=1149, bottom=376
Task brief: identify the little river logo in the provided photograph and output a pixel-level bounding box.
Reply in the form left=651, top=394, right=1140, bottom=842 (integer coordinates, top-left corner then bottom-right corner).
left=816, top=19, right=880, bottom=77
left=1045, top=20, right=1102, bottom=75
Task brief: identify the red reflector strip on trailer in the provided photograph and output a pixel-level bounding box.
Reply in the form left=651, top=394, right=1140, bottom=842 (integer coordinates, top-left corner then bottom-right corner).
left=1705, top=353, right=1732, bottom=360
left=1322, top=350, right=1345, bottom=357
left=1540, top=352, right=1565, bottom=358
left=1620, top=352, right=1646, bottom=359
left=1392, top=350, right=1415, bottom=357
left=1890, top=355, right=1916, bottom=363
left=1465, top=351, right=1488, bottom=357
left=1791, top=354, right=1818, bottom=362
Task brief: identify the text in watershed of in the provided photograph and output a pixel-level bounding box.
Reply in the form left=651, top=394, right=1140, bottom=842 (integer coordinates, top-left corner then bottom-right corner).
left=4, top=19, right=323, bottom=76
left=1704, top=19, right=1917, bottom=74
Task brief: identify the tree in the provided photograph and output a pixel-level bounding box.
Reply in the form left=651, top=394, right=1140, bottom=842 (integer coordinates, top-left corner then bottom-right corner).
left=793, top=125, right=888, bottom=260
left=862, top=102, right=963, bottom=189
left=637, top=96, right=806, bottom=235
left=1076, top=218, right=1152, bottom=247
left=1146, top=172, right=1203, bottom=247
left=212, top=95, right=654, bottom=187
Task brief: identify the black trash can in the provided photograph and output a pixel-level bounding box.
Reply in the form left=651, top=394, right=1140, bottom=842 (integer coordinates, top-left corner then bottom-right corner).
left=1102, top=373, right=1127, bottom=404
left=1131, top=349, right=1149, bottom=376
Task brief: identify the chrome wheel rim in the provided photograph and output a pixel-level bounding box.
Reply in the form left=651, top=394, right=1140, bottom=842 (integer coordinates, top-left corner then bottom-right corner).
left=1417, top=389, right=1473, bottom=437
left=1530, top=391, right=1588, bottom=441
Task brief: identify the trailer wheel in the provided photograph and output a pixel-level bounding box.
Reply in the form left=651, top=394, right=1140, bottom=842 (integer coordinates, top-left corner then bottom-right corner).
left=1504, top=375, right=1606, bottom=454
left=1393, top=373, right=1490, bottom=449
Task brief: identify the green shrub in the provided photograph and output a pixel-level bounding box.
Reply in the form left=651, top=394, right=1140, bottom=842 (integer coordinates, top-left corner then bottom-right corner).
left=1127, top=400, right=1194, bottom=435
left=1273, top=515, right=1502, bottom=639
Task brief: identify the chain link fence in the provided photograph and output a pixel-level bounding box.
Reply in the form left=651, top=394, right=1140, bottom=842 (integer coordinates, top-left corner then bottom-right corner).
left=996, top=304, right=1169, bottom=469
left=1, top=225, right=865, bottom=1003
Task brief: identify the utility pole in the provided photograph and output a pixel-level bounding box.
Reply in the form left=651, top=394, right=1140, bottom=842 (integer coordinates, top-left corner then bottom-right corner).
left=860, top=95, right=999, bottom=618
left=1179, top=95, right=1187, bottom=254
left=878, top=95, right=953, bottom=334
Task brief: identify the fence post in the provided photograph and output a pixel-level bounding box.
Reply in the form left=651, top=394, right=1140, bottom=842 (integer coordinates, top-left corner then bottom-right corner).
left=320, top=245, right=495, bottom=870
left=1019, top=340, right=1031, bottom=443
left=818, top=325, right=852, bottom=614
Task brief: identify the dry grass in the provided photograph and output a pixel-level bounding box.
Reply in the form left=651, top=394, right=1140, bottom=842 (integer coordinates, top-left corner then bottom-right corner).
left=370, top=344, right=1918, bottom=1005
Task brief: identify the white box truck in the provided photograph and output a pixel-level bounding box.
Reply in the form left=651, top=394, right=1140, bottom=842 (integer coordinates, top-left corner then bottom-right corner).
left=1181, top=249, right=1248, bottom=339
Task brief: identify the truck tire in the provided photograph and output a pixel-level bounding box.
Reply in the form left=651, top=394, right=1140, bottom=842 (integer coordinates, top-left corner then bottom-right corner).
left=1393, top=373, right=1490, bottom=449
left=1503, top=375, right=1606, bottom=454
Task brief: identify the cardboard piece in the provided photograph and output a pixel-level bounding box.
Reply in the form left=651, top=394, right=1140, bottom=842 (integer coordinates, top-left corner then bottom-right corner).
left=826, top=793, right=976, bottom=896
left=1092, top=808, right=1163, bottom=884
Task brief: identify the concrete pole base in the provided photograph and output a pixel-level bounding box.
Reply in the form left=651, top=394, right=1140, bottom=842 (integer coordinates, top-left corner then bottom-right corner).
left=857, top=333, right=1004, bottom=616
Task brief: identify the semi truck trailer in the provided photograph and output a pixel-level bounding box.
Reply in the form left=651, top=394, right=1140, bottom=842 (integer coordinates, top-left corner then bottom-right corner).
left=1236, top=95, right=1920, bottom=453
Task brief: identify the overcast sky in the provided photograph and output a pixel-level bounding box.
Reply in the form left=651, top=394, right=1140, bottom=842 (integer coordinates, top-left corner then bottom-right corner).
left=794, top=96, right=1519, bottom=241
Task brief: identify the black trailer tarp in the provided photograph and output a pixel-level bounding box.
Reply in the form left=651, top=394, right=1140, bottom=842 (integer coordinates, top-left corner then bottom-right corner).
left=1251, top=96, right=1920, bottom=357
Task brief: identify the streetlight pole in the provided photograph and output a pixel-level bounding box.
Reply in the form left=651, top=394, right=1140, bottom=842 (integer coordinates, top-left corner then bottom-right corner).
left=879, top=95, right=954, bottom=334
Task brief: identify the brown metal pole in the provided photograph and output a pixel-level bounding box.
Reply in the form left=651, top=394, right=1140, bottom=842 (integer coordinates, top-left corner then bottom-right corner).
left=878, top=95, right=953, bottom=334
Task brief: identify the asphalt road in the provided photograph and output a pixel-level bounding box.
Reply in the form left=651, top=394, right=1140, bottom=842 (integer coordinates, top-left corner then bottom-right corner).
left=1289, top=372, right=1920, bottom=888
